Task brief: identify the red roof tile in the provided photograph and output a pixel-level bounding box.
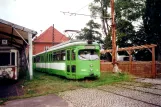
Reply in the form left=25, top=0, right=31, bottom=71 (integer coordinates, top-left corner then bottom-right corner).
left=34, top=26, right=69, bottom=43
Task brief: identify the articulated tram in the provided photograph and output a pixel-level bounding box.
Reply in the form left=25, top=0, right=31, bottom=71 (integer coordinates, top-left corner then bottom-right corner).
left=0, top=48, right=19, bottom=80
left=33, top=40, right=100, bottom=79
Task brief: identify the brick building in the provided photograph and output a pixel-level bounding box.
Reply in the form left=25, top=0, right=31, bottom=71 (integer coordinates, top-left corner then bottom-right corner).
left=33, top=26, right=69, bottom=55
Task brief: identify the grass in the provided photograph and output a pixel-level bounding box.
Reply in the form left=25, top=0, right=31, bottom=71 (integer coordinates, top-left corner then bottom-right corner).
left=3, top=71, right=132, bottom=102
left=0, top=99, right=7, bottom=105
left=20, top=71, right=131, bottom=97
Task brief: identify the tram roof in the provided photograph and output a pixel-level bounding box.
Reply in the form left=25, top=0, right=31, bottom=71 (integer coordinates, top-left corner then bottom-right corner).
left=33, top=40, right=99, bottom=56
left=0, top=19, right=37, bottom=51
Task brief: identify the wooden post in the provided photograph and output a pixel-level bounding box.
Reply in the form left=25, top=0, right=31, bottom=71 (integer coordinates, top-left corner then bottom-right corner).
left=111, top=0, right=117, bottom=72
left=152, top=47, right=156, bottom=78
left=127, top=50, right=132, bottom=73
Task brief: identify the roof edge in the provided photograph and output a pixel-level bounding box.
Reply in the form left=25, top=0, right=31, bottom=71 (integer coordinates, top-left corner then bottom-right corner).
left=0, top=19, right=37, bottom=37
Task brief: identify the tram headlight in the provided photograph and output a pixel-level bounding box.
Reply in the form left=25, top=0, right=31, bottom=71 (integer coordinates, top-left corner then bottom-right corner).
left=81, top=69, right=87, bottom=71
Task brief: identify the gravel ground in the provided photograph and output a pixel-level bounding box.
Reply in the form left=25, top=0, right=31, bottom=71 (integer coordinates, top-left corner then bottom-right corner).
left=59, top=79, right=161, bottom=107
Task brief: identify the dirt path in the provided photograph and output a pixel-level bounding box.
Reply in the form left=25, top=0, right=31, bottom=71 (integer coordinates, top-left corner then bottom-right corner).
left=0, top=80, right=23, bottom=98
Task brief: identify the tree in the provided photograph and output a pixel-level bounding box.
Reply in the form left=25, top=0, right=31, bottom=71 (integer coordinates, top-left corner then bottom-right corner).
left=115, top=0, right=145, bottom=22
left=89, top=0, right=111, bottom=36
left=115, top=0, right=145, bottom=48
left=89, top=0, right=145, bottom=49
left=143, top=0, right=161, bottom=60
left=77, top=20, right=103, bottom=43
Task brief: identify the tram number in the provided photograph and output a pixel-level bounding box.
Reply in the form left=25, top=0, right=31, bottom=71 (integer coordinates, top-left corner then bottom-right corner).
left=85, top=46, right=95, bottom=49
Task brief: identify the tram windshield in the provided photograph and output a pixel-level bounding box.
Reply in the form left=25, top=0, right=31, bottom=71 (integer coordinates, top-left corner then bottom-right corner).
left=0, top=52, right=10, bottom=66
left=78, top=49, right=99, bottom=60
left=0, top=52, right=15, bottom=66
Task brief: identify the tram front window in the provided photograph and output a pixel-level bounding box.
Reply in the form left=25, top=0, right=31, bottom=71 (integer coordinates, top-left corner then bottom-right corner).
left=78, top=49, right=99, bottom=60
left=0, top=52, right=10, bottom=66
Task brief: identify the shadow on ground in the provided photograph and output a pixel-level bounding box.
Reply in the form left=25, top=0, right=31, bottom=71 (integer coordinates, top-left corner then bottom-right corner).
left=0, top=79, right=23, bottom=98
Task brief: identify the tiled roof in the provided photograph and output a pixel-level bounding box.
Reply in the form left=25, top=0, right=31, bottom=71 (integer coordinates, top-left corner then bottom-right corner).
left=34, top=26, right=69, bottom=43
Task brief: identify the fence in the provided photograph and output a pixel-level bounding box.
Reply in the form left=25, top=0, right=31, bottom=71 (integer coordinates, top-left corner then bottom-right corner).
left=101, top=61, right=161, bottom=78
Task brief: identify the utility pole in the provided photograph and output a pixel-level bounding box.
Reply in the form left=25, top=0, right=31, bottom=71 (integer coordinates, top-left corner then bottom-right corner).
left=52, top=24, right=55, bottom=46
left=111, top=0, right=118, bottom=72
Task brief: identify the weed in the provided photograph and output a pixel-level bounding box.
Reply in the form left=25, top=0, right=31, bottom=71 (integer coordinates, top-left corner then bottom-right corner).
left=4, top=71, right=131, bottom=100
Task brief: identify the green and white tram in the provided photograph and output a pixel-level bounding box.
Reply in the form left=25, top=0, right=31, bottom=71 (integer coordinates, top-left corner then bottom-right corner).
left=33, top=40, right=100, bottom=79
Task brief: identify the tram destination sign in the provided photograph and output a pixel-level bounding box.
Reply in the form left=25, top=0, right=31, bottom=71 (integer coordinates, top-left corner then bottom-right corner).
left=85, top=45, right=95, bottom=49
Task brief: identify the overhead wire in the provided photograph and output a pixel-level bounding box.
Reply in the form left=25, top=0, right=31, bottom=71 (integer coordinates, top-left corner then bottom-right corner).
left=74, top=0, right=93, bottom=13
left=60, top=0, right=110, bottom=19
left=60, top=11, right=110, bottom=19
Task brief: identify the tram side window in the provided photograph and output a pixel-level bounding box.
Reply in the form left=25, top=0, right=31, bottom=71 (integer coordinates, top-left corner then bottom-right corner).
left=34, top=57, right=36, bottom=62
left=49, top=53, right=51, bottom=62
left=11, top=52, right=15, bottom=65
left=35, top=56, right=37, bottom=62
left=41, top=56, right=44, bottom=62
left=56, top=51, right=61, bottom=61
left=37, top=56, right=40, bottom=62
left=61, top=50, right=66, bottom=60
left=67, top=50, right=70, bottom=60
left=46, top=54, right=48, bottom=62
left=47, top=53, right=49, bottom=62
left=53, top=52, right=56, bottom=61
left=50, top=53, right=52, bottom=62
left=71, top=65, right=76, bottom=72
left=71, top=50, right=75, bottom=60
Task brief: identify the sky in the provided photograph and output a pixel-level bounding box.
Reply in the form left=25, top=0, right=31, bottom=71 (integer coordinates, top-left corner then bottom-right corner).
left=0, top=0, right=94, bottom=35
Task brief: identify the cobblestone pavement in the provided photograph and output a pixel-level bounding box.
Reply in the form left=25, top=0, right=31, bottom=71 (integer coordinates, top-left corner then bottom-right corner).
left=59, top=80, right=161, bottom=107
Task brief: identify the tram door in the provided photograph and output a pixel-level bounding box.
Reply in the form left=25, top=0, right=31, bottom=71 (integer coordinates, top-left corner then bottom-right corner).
left=66, top=49, right=76, bottom=79
left=66, top=49, right=71, bottom=77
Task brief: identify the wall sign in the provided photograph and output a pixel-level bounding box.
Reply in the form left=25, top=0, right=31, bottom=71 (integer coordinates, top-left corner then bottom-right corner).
left=2, top=39, right=8, bottom=45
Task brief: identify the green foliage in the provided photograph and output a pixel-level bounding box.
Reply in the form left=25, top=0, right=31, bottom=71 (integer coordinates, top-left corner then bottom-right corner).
left=77, top=20, right=103, bottom=43
left=89, top=0, right=111, bottom=36
left=143, top=0, right=161, bottom=60
left=114, top=0, right=145, bottom=48
left=116, top=19, right=135, bottom=47
left=90, top=0, right=145, bottom=50
left=115, top=0, right=145, bottom=22
left=0, top=98, right=7, bottom=105
left=103, top=33, right=112, bottom=49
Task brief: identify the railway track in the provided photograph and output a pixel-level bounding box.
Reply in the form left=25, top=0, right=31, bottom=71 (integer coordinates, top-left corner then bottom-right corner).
left=113, top=82, right=161, bottom=96
left=116, top=81, right=161, bottom=90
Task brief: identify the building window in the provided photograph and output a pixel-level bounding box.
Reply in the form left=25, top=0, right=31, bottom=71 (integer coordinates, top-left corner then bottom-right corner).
left=44, top=46, right=49, bottom=51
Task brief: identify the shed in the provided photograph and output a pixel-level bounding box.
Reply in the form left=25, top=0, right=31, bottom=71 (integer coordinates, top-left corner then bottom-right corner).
left=0, top=19, right=37, bottom=79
